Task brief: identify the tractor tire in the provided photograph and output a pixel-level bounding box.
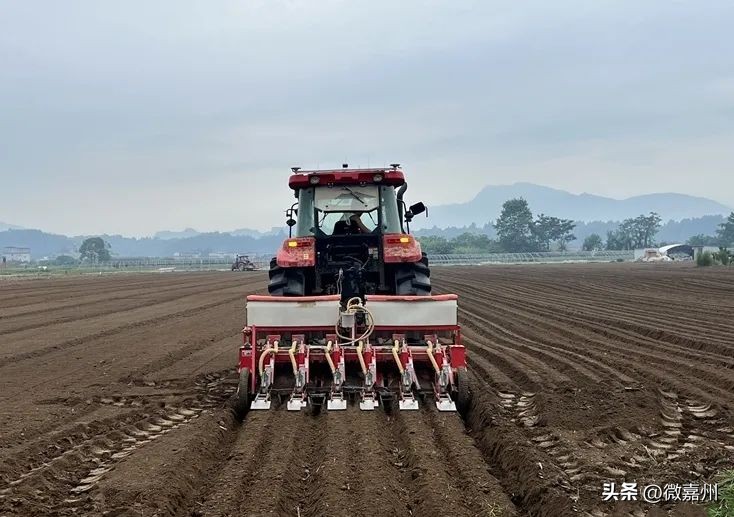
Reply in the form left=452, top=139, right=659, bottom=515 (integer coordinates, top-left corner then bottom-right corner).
left=267, top=258, right=306, bottom=296
left=394, top=252, right=431, bottom=296
left=238, top=263, right=246, bottom=272
left=235, top=369, right=250, bottom=418
left=455, top=367, right=471, bottom=417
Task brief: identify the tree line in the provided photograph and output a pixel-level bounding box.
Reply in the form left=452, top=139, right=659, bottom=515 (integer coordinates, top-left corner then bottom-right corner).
left=25, top=208, right=734, bottom=261
left=686, top=212, right=734, bottom=247
left=600, top=212, right=662, bottom=250
left=419, top=198, right=734, bottom=255
left=420, top=198, right=577, bottom=254
left=582, top=211, right=734, bottom=251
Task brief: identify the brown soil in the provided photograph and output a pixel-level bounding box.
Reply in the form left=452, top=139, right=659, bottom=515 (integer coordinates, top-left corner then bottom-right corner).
left=1, top=264, right=731, bottom=516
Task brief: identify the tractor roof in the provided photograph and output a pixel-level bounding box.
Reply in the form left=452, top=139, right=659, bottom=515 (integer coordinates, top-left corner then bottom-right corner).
left=288, top=167, right=405, bottom=190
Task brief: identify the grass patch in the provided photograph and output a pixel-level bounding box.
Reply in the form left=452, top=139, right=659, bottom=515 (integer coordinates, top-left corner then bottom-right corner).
left=697, top=251, right=714, bottom=267
left=713, top=247, right=731, bottom=266
left=708, top=469, right=734, bottom=517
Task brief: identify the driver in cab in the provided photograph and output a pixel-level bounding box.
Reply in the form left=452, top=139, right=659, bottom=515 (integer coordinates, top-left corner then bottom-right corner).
left=334, top=213, right=371, bottom=235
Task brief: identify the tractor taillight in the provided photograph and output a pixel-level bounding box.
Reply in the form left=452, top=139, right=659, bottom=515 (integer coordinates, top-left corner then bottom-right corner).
left=277, top=237, right=316, bottom=267
left=383, top=234, right=422, bottom=263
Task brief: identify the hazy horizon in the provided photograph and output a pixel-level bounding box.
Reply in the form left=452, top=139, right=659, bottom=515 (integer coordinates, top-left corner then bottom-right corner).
left=2, top=180, right=731, bottom=238
left=2, top=1, right=733, bottom=236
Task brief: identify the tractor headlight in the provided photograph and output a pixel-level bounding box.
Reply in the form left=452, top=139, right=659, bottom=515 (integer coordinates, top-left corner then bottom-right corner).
left=373, top=173, right=383, bottom=183
left=309, top=175, right=320, bottom=185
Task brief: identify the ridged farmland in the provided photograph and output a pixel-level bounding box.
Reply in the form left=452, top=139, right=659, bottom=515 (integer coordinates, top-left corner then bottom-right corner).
left=1, top=264, right=732, bottom=516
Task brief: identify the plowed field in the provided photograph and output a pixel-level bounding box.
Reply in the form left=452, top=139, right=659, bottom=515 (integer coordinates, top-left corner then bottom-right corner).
left=1, top=264, right=732, bottom=516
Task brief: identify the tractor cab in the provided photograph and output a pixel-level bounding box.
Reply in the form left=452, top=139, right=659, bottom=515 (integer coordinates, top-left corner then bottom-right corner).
left=270, top=165, right=429, bottom=297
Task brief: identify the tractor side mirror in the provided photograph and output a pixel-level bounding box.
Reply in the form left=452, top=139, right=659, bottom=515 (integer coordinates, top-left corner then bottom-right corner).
left=409, top=202, right=426, bottom=216
left=405, top=202, right=427, bottom=223
left=286, top=202, right=298, bottom=236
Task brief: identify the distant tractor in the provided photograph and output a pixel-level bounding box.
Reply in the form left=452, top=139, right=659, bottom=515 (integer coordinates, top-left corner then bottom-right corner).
left=231, top=255, right=257, bottom=271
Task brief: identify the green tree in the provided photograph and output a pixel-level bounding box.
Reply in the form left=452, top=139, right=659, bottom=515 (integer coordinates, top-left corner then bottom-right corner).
left=636, top=212, right=662, bottom=248
left=452, top=232, right=492, bottom=252
left=532, top=214, right=576, bottom=251
left=494, top=198, right=534, bottom=252
left=582, top=233, right=603, bottom=251
left=531, top=214, right=556, bottom=251
left=605, top=212, right=662, bottom=250
left=605, top=229, right=625, bottom=250
left=79, top=237, right=111, bottom=262
left=53, top=255, right=78, bottom=266
left=418, top=236, right=453, bottom=254
left=717, top=212, right=734, bottom=247
left=556, top=218, right=577, bottom=251
left=687, top=234, right=719, bottom=246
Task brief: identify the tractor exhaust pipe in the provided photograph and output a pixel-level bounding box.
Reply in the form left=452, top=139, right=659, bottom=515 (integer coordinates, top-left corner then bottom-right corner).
left=397, top=183, right=408, bottom=231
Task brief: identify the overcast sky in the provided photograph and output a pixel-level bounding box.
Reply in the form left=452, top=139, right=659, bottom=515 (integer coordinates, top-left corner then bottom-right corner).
left=1, top=0, right=733, bottom=236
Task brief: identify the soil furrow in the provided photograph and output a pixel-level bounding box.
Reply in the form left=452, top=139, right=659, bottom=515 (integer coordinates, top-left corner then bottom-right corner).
left=3, top=266, right=733, bottom=516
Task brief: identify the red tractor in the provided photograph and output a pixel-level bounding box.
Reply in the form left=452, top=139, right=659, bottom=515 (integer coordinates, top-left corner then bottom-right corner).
left=235, top=165, right=468, bottom=414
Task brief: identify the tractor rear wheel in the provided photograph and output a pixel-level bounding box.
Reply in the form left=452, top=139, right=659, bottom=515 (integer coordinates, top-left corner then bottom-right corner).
left=455, top=367, right=471, bottom=417
left=235, top=369, right=250, bottom=418
left=394, top=252, right=431, bottom=296
left=267, top=258, right=306, bottom=296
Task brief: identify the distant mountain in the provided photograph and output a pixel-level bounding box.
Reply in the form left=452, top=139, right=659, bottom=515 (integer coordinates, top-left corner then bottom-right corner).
left=0, top=228, right=288, bottom=259
left=229, top=227, right=262, bottom=238
left=414, top=183, right=732, bottom=229
left=153, top=228, right=201, bottom=240
left=229, top=227, right=284, bottom=238
left=3, top=183, right=731, bottom=259
left=0, top=221, right=24, bottom=231
left=154, top=227, right=285, bottom=239
left=0, top=229, right=77, bottom=258
left=99, top=231, right=287, bottom=257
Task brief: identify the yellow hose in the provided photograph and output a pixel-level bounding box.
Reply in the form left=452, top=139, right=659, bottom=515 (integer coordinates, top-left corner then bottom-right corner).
left=356, top=341, right=367, bottom=375
left=259, top=340, right=278, bottom=377
left=392, top=339, right=404, bottom=374
left=288, top=339, right=298, bottom=376
left=325, top=340, right=336, bottom=374
left=426, top=340, right=440, bottom=374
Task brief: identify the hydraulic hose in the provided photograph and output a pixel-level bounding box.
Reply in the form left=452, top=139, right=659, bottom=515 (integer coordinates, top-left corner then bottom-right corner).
left=325, top=340, right=337, bottom=374
left=392, top=339, right=404, bottom=374
left=259, top=340, right=278, bottom=377
left=356, top=340, right=367, bottom=375
left=288, top=339, right=298, bottom=376
left=426, top=340, right=441, bottom=375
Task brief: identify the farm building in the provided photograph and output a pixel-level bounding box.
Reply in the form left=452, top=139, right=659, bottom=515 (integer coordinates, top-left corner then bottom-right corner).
left=658, top=244, right=695, bottom=260
left=635, top=244, right=696, bottom=262
left=2, top=246, right=31, bottom=263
